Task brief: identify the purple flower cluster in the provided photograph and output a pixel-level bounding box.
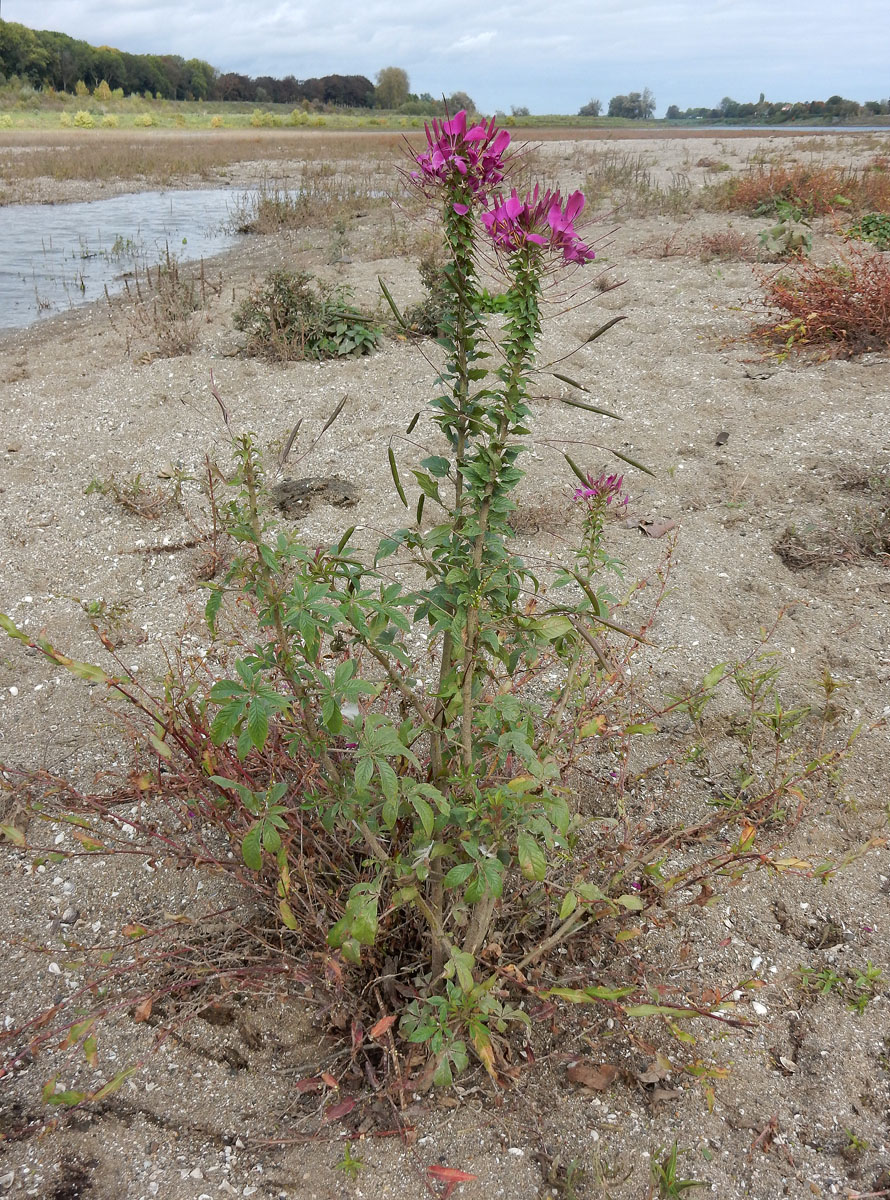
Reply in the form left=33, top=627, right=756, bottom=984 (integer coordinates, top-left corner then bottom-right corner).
left=412, top=110, right=511, bottom=209
left=481, top=186, right=596, bottom=264
left=573, top=472, right=629, bottom=508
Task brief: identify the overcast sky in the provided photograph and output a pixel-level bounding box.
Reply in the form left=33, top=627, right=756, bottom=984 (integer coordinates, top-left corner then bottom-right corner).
left=7, top=0, right=889, bottom=115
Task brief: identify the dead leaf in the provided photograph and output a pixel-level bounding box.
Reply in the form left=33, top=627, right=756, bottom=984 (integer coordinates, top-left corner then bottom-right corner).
left=294, top=1077, right=324, bottom=1093
left=639, top=518, right=677, bottom=539
left=132, top=998, right=152, bottom=1024
left=369, top=1014, right=398, bottom=1040
left=651, top=1087, right=681, bottom=1102
left=428, top=1165, right=478, bottom=1198
left=324, top=1097, right=356, bottom=1122
left=566, top=1061, right=620, bottom=1091
left=321, top=1071, right=339, bottom=1089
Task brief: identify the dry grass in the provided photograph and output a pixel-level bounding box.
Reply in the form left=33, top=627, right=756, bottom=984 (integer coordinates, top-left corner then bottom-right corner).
left=752, top=249, right=890, bottom=359
left=716, top=162, right=890, bottom=217
left=0, top=129, right=406, bottom=193
left=583, top=148, right=694, bottom=216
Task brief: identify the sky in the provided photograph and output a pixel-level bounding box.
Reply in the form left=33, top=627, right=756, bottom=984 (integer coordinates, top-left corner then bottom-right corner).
left=6, top=0, right=890, bottom=116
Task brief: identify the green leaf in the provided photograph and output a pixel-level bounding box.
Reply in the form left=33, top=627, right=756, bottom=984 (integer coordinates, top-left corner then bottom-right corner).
left=517, top=832, right=547, bottom=882
left=702, top=662, right=729, bottom=690
left=0, top=823, right=26, bottom=847
left=408, top=792, right=435, bottom=838
left=90, top=1066, right=139, bottom=1102
left=204, top=588, right=222, bottom=634
left=443, top=862, right=475, bottom=889
left=241, top=824, right=263, bottom=871
left=615, top=893, right=645, bottom=910
left=279, top=899, right=298, bottom=930
left=547, top=985, right=635, bottom=1002
left=148, top=732, right=172, bottom=760
left=0, top=613, right=30, bottom=644
left=246, top=702, right=269, bottom=752
left=559, top=891, right=578, bottom=921
left=421, top=455, right=451, bottom=478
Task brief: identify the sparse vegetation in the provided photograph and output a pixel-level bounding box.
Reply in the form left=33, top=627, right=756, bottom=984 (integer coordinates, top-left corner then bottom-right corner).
left=751, top=250, right=890, bottom=359
left=234, top=269, right=382, bottom=360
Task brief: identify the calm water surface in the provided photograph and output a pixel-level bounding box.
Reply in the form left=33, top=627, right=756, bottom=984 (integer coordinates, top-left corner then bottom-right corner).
left=0, top=188, right=243, bottom=331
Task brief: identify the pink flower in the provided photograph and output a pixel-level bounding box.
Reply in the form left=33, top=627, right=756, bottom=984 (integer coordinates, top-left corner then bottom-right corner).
left=412, top=111, right=511, bottom=207
left=573, top=472, right=628, bottom=507
left=481, top=187, right=596, bottom=264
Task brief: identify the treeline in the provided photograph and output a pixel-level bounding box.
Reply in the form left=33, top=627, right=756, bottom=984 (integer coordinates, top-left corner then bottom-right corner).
left=666, top=94, right=890, bottom=122
left=0, top=20, right=376, bottom=107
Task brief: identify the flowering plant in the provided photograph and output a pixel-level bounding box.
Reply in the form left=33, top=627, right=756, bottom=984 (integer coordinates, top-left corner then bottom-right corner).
left=412, top=109, right=511, bottom=208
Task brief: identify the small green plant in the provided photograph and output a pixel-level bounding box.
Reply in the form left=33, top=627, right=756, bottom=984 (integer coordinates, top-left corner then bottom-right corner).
left=650, top=1143, right=707, bottom=1198
left=334, top=1142, right=364, bottom=1181
left=797, top=961, right=883, bottom=1012
left=846, top=211, right=890, bottom=250
left=758, top=199, right=812, bottom=258
left=234, top=270, right=382, bottom=361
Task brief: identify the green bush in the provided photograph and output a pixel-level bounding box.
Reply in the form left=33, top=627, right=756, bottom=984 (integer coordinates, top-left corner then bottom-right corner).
left=73, top=110, right=94, bottom=128
left=234, top=270, right=382, bottom=361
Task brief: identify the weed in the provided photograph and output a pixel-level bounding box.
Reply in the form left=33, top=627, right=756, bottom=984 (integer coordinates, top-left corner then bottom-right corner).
left=334, top=1143, right=364, bottom=1181
left=84, top=473, right=173, bottom=520
left=112, top=248, right=219, bottom=359
left=698, top=229, right=757, bottom=262
left=234, top=270, right=381, bottom=361
left=751, top=249, right=890, bottom=359
left=715, top=162, right=890, bottom=217
left=757, top=199, right=812, bottom=258
left=846, top=211, right=890, bottom=250
left=649, top=1143, right=707, bottom=1197
left=797, top=961, right=883, bottom=1012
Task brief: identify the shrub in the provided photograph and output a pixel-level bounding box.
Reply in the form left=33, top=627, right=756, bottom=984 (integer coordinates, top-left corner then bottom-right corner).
left=250, top=108, right=281, bottom=127
left=59, top=111, right=72, bottom=127
left=93, top=80, right=112, bottom=102
left=134, top=112, right=154, bottom=127
left=234, top=270, right=382, bottom=360
left=716, top=163, right=890, bottom=217
left=100, top=113, right=119, bottom=129
left=210, top=114, right=223, bottom=128
left=0, top=113, right=12, bottom=129
left=751, top=249, right=890, bottom=358
left=73, top=110, right=94, bottom=128
left=74, top=80, right=89, bottom=97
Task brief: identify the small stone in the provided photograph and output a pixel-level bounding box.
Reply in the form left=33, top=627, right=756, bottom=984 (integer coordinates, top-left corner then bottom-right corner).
left=7, top=444, right=21, bottom=453
left=61, top=907, right=79, bottom=925
left=751, top=1001, right=768, bottom=1016
left=0, top=1171, right=15, bottom=1190
left=189, top=1167, right=204, bottom=1179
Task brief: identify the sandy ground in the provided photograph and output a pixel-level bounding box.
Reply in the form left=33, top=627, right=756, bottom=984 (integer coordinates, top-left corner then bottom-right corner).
left=0, top=132, right=889, bottom=1199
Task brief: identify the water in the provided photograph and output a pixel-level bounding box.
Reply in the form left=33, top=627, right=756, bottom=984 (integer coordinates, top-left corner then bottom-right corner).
left=0, top=188, right=243, bottom=331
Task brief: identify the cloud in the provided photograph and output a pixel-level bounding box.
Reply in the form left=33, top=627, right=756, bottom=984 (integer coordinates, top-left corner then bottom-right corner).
left=443, top=31, right=497, bottom=54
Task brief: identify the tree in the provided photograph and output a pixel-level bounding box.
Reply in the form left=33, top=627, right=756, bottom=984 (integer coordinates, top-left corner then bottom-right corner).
left=446, top=90, right=475, bottom=114
left=578, top=98, right=601, bottom=117
left=375, top=66, right=409, bottom=109
left=665, top=104, right=681, bottom=120
left=608, top=90, right=655, bottom=119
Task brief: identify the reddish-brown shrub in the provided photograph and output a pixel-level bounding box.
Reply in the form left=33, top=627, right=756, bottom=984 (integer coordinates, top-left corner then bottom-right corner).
left=752, top=249, right=890, bottom=358
left=718, top=164, right=890, bottom=217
